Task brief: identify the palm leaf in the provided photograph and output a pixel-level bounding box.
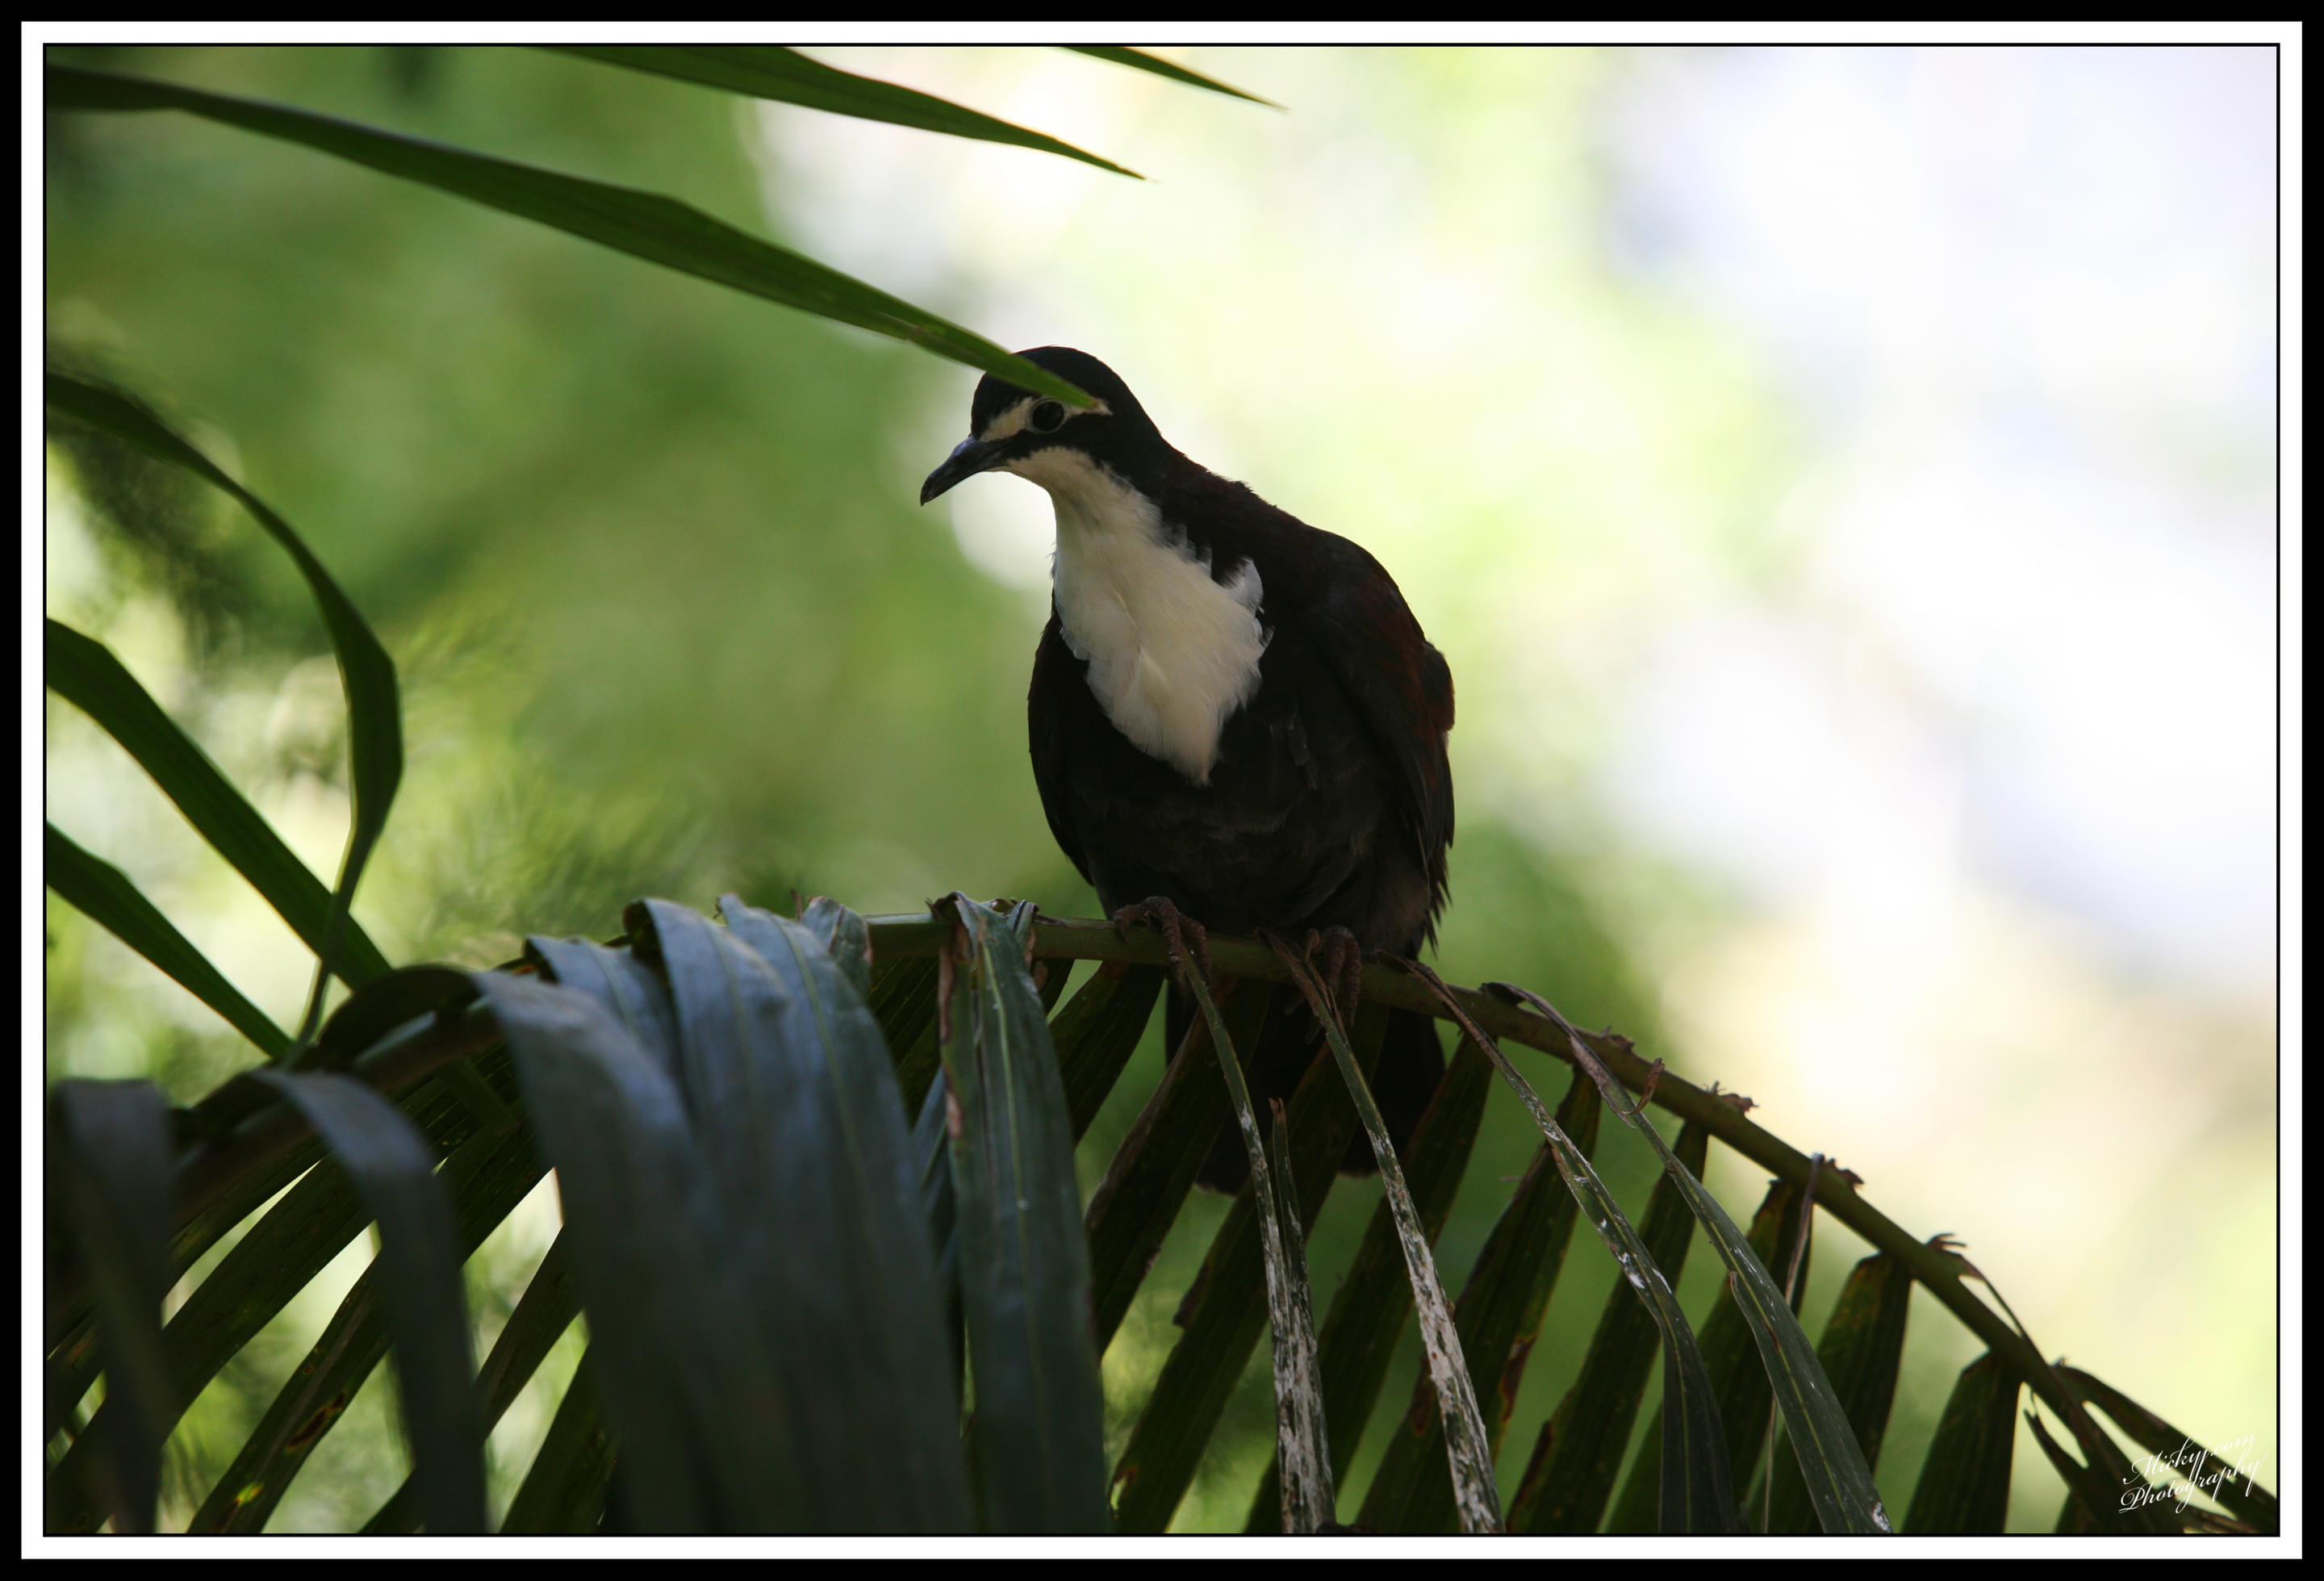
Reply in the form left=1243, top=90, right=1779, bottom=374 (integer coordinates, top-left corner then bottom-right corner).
left=45, top=373, right=400, bottom=1037
left=554, top=46, right=1140, bottom=176
left=45, top=65, right=1095, bottom=407
left=1064, top=47, right=1279, bottom=107
left=44, top=621, right=391, bottom=988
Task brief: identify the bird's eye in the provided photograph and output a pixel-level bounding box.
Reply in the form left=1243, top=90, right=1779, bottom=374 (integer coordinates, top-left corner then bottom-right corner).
left=1029, top=399, right=1067, bottom=433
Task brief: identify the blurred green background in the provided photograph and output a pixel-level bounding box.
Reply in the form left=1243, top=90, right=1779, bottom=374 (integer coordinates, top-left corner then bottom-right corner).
left=43, top=44, right=2276, bottom=1534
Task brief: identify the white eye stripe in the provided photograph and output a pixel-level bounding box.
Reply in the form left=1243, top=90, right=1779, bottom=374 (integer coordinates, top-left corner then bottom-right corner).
left=976, top=393, right=1111, bottom=444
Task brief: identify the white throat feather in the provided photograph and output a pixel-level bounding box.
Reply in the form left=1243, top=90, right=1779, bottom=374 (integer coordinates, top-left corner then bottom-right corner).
left=1010, top=447, right=1267, bottom=785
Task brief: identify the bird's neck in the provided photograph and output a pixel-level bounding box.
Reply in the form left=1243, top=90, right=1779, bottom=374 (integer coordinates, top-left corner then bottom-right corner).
left=1017, top=448, right=1269, bottom=786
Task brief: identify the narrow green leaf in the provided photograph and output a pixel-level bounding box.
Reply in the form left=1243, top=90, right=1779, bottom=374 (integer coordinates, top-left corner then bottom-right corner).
left=1558, top=1131, right=1733, bottom=1538
left=513, top=897, right=972, bottom=1533
left=44, top=620, right=391, bottom=985
left=713, top=894, right=972, bottom=1529
left=1404, top=965, right=1736, bottom=1536
left=45, top=370, right=401, bottom=1040
left=363, top=1234, right=583, bottom=1537
left=1063, top=46, right=1280, bottom=107
left=643, top=895, right=956, bottom=1530
left=1902, top=1351, right=2018, bottom=1534
left=45, top=66, right=1096, bottom=407
left=1085, top=977, right=1272, bottom=1350
left=1467, top=1079, right=1601, bottom=1462
left=499, top=1350, right=617, bottom=1535
left=1166, top=943, right=1331, bottom=1535
left=248, top=1071, right=484, bottom=1533
left=937, top=895, right=1109, bottom=1533
left=1245, top=1035, right=1505, bottom=1534
left=1110, top=1000, right=1388, bottom=1534
left=44, top=822, right=290, bottom=1059
left=1047, top=960, right=1164, bottom=1142
left=190, top=1118, right=545, bottom=1534
left=1503, top=1123, right=1714, bottom=1534
left=800, top=893, right=873, bottom=998
left=44, top=1358, right=77, bottom=1445
left=523, top=936, right=679, bottom=1082
left=2052, top=1479, right=2101, bottom=1533
left=307, top=964, right=479, bottom=1073
left=1036, top=953, right=1080, bottom=1014
left=1265, top=1103, right=1334, bottom=1533
left=554, top=45, right=1142, bottom=177
left=1766, top=1251, right=1913, bottom=1533
left=46, top=1062, right=512, bottom=1532
left=476, top=968, right=772, bottom=1532
left=1273, top=943, right=1498, bottom=1534
left=1607, top=1175, right=1812, bottom=1533
left=2057, top=1365, right=2277, bottom=1533
left=2025, top=1404, right=2153, bottom=1534
left=189, top=1265, right=382, bottom=1533
left=472, top=1235, right=579, bottom=1430
left=870, top=953, right=946, bottom=1110
left=48, top=1082, right=175, bottom=1534
left=48, top=1141, right=374, bottom=1533
left=911, top=1069, right=964, bottom=1401
left=1353, top=1065, right=1600, bottom=1534
left=1480, top=979, right=1883, bottom=1534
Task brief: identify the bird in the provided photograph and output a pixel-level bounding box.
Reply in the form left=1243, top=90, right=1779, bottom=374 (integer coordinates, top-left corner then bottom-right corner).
left=920, top=346, right=1454, bottom=1190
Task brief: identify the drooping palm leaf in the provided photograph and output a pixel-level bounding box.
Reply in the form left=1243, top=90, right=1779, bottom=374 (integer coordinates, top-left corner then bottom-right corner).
left=46, top=65, right=1095, bottom=408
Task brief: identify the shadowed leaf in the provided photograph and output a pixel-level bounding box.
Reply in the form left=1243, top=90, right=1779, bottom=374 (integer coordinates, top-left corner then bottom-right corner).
left=44, top=823, right=290, bottom=1060
left=1766, top=1251, right=1913, bottom=1533
left=362, top=1234, right=581, bottom=1536
left=938, top=895, right=1109, bottom=1533
left=2058, top=1365, right=2277, bottom=1534
left=1110, top=1000, right=1387, bottom=1534
left=248, top=1070, right=484, bottom=1533
left=45, top=371, right=401, bottom=1036
left=1276, top=943, right=1498, bottom=1533
left=1364, top=1069, right=1609, bottom=1533
left=475, top=968, right=770, bottom=1531
left=1607, top=1175, right=1813, bottom=1533
left=1064, top=46, right=1279, bottom=107
left=48, top=1082, right=175, bottom=1535
left=47, top=66, right=1096, bottom=406
left=555, top=45, right=1142, bottom=176
left=44, top=621, right=391, bottom=987
left=45, top=1060, right=515, bottom=1531
left=1246, top=1035, right=1503, bottom=1533
left=190, top=1117, right=544, bottom=1534
left=1902, top=1351, right=2017, bottom=1534
left=1503, top=1123, right=1713, bottom=1534
left=499, top=1350, right=617, bottom=1534
left=1483, top=981, right=1877, bottom=1534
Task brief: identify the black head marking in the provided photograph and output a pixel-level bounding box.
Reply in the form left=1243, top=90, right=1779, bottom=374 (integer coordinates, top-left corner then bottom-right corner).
left=924, top=347, right=1181, bottom=504
left=968, top=347, right=1147, bottom=436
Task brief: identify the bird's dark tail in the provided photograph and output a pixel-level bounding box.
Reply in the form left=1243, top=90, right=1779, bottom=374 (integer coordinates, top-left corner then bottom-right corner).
left=1181, top=983, right=1447, bottom=1194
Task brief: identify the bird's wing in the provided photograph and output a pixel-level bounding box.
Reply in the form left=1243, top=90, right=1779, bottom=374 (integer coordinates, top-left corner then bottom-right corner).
left=1301, top=534, right=1457, bottom=920
left=1027, top=609, right=1093, bottom=885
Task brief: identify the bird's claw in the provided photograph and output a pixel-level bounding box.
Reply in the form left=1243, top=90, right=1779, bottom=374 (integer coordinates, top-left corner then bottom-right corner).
left=1114, top=897, right=1214, bottom=998
left=1303, top=926, right=1367, bottom=1025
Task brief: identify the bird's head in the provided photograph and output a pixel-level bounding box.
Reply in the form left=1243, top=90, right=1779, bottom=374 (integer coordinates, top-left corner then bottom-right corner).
left=919, top=347, right=1177, bottom=504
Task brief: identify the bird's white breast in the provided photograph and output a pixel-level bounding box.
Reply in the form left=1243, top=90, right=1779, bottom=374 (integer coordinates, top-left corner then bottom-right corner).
left=1009, top=447, right=1267, bottom=785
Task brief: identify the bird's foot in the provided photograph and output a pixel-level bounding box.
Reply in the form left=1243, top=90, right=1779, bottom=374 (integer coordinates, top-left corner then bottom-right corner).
left=1114, top=897, right=1214, bottom=998
left=1304, top=926, right=1367, bottom=1027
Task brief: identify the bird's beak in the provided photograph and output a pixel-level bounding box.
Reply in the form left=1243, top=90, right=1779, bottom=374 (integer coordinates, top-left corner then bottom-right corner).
left=920, top=435, right=1009, bottom=504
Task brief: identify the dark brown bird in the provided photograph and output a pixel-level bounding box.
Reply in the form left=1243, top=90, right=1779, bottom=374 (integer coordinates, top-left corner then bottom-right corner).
left=922, top=347, right=1454, bottom=1186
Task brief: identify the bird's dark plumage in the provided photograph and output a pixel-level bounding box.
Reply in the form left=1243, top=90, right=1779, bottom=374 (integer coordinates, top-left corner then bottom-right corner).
left=923, top=347, right=1455, bottom=1187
